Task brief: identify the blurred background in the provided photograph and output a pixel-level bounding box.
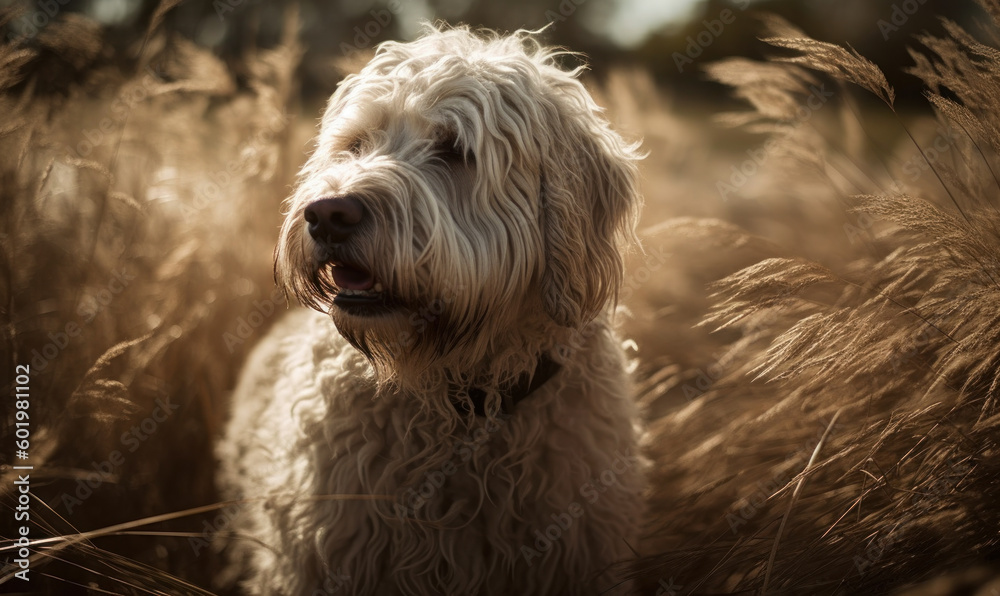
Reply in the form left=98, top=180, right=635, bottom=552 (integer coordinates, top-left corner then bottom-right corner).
left=2, top=0, right=997, bottom=594
left=4, top=0, right=990, bottom=106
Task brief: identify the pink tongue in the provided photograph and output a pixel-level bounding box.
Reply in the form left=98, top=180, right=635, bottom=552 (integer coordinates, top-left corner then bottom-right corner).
left=331, top=265, right=375, bottom=291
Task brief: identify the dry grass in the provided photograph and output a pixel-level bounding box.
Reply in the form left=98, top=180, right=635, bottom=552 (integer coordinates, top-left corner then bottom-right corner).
left=2, top=1, right=1000, bottom=594
left=0, top=3, right=303, bottom=593
left=629, top=5, right=1000, bottom=595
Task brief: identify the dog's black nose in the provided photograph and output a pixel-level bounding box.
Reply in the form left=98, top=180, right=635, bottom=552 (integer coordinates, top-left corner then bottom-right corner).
left=305, top=196, right=365, bottom=244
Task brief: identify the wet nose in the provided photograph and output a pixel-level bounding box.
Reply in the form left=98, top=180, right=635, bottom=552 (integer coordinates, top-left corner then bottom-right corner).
left=304, top=196, right=365, bottom=244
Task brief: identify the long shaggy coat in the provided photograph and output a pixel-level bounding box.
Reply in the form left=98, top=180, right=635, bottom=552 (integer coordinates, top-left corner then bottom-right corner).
left=217, top=26, right=645, bottom=596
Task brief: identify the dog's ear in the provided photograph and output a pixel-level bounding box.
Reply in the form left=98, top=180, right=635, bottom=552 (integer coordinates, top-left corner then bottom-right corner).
left=538, top=77, right=642, bottom=328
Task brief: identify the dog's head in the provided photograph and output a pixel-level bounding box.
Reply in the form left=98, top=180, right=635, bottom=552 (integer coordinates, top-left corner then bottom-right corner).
left=276, top=25, right=641, bottom=372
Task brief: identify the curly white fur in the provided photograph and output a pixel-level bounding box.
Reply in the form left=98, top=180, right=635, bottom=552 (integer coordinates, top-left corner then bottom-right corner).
left=217, top=25, right=645, bottom=596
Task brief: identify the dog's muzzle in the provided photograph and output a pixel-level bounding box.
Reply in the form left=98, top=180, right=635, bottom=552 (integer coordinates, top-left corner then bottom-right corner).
left=305, top=196, right=390, bottom=314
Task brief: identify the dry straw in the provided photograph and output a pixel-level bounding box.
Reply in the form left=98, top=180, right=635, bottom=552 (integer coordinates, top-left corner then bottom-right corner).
left=636, top=3, right=1000, bottom=594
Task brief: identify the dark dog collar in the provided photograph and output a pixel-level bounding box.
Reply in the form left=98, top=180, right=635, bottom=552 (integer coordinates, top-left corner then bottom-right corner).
left=452, top=354, right=561, bottom=417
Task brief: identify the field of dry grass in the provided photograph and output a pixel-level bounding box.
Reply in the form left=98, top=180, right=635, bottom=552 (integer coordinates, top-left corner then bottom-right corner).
left=2, top=1, right=1000, bottom=595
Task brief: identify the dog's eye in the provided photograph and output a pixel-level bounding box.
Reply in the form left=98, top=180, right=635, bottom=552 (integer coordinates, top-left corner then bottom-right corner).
left=346, top=136, right=365, bottom=156
left=435, top=136, right=473, bottom=164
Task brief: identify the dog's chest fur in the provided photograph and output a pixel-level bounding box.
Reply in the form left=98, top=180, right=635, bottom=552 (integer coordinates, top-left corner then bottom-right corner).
left=218, top=309, right=642, bottom=596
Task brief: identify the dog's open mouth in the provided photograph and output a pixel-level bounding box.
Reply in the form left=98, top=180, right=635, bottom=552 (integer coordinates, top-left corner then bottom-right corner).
left=328, top=263, right=395, bottom=314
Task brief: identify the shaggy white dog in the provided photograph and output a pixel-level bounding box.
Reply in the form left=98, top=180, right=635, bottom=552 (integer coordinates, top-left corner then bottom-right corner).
left=217, top=25, right=644, bottom=596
